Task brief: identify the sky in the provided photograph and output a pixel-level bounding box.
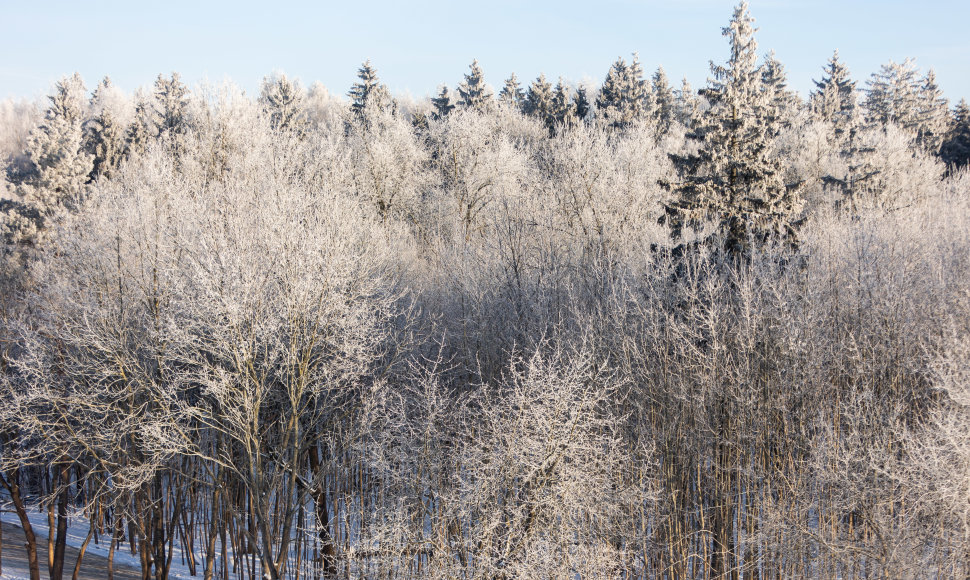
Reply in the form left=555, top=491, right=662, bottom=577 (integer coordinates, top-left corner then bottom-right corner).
left=1, top=0, right=968, bottom=104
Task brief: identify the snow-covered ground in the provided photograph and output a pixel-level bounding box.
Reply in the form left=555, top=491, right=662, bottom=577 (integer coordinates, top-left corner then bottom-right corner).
left=1, top=504, right=199, bottom=579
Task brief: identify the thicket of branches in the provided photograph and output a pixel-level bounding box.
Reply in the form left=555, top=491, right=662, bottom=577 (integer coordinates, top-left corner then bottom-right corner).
left=2, top=3, right=970, bottom=579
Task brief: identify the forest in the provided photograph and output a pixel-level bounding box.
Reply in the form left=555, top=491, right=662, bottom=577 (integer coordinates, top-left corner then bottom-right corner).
left=2, top=2, right=970, bottom=579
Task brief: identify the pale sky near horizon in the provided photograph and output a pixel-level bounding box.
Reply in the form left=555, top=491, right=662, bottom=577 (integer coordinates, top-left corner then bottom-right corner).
left=2, top=0, right=968, bottom=104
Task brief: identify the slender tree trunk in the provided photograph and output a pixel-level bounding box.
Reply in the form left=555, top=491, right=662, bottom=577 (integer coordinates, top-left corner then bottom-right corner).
left=0, top=468, right=41, bottom=580
left=108, top=510, right=123, bottom=580
left=309, top=446, right=337, bottom=579
left=72, top=517, right=96, bottom=580
left=51, top=460, right=71, bottom=580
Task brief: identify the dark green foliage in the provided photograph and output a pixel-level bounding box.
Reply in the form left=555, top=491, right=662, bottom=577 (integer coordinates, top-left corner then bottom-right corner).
left=941, top=99, right=970, bottom=170
left=664, top=1, right=801, bottom=257
left=457, top=60, right=492, bottom=112
left=596, top=54, right=648, bottom=128
left=431, top=85, right=455, bottom=119
left=84, top=77, right=125, bottom=180
left=349, top=60, right=393, bottom=120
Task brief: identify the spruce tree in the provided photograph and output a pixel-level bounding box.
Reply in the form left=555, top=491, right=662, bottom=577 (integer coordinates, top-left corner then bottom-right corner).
left=259, top=73, right=309, bottom=134
left=524, top=74, right=554, bottom=127
left=674, top=77, right=702, bottom=128
left=761, top=51, right=800, bottom=128
left=596, top=57, right=627, bottom=120
left=596, top=54, right=649, bottom=128
left=809, top=53, right=876, bottom=205
left=664, top=2, right=801, bottom=257
left=457, top=59, right=493, bottom=112
left=574, top=85, right=591, bottom=123
left=864, top=59, right=921, bottom=129
left=84, top=76, right=125, bottom=180
left=498, top=74, right=525, bottom=110
left=2, top=73, right=93, bottom=259
left=940, top=99, right=970, bottom=170
left=125, top=93, right=156, bottom=157
left=153, top=72, right=190, bottom=154
left=652, top=66, right=676, bottom=137
left=551, top=78, right=577, bottom=130
left=915, top=69, right=950, bottom=153
left=349, top=60, right=393, bottom=120
left=865, top=59, right=949, bottom=153
left=431, top=85, right=456, bottom=119
left=809, top=50, right=858, bottom=142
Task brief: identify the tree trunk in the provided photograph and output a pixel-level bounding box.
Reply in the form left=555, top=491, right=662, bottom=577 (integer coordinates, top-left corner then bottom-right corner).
left=51, top=461, right=71, bottom=580
left=72, top=517, right=96, bottom=580
left=308, top=445, right=337, bottom=579
left=0, top=468, right=41, bottom=580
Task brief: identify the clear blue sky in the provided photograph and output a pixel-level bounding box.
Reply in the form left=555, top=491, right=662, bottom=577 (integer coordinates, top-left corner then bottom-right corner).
left=2, top=0, right=968, bottom=104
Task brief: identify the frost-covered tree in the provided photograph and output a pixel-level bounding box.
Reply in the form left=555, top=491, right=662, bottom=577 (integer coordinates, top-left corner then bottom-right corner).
left=431, top=84, right=455, bottom=119
left=761, top=51, right=799, bottom=128
left=665, top=2, right=801, bottom=256
left=865, top=58, right=922, bottom=129
left=941, top=99, right=970, bottom=170
left=1, top=73, right=93, bottom=263
left=349, top=60, right=393, bottom=120
left=810, top=50, right=858, bottom=141
left=596, top=54, right=648, bottom=128
left=674, top=76, right=703, bottom=128
left=259, top=72, right=309, bottom=134
left=651, top=66, right=676, bottom=137
left=84, top=76, right=126, bottom=180
left=551, top=78, right=577, bottom=130
left=346, top=99, right=430, bottom=223
left=524, top=74, right=555, bottom=127
left=152, top=72, right=190, bottom=155
left=457, top=59, right=493, bottom=112
left=574, top=85, right=591, bottom=123
left=865, top=58, right=949, bottom=155
left=498, top=73, right=525, bottom=110
left=124, top=91, right=156, bottom=156
left=915, top=69, right=950, bottom=153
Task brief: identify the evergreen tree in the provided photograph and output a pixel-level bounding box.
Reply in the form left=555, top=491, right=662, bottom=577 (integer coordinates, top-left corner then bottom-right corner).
left=809, top=50, right=858, bottom=142
left=940, top=99, right=970, bottom=170
left=2, top=73, right=93, bottom=259
left=457, top=59, right=493, bottom=112
left=809, top=53, right=876, bottom=205
left=864, top=59, right=921, bottom=129
left=551, top=78, right=577, bottom=130
left=259, top=72, right=309, bottom=134
left=761, top=51, right=800, bottom=128
left=627, top=53, right=650, bottom=118
left=524, top=74, right=555, bottom=127
left=498, top=74, right=525, bottom=110
left=84, top=76, right=125, bottom=180
left=349, top=60, right=393, bottom=120
left=651, top=66, right=676, bottom=137
left=153, top=72, right=190, bottom=154
left=915, top=69, right=950, bottom=153
left=865, top=59, right=949, bottom=153
left=674, top=77, right=703, bottom=128
left=125, top=92, right=156, bottom=157
left=596, top=57, right=627, bottom=118
left=431, top=84, right=456, bottom=119
left=664, top=2, right=801, bottom=257
left=596, top=54, right=649, bottom=128
left=574, top=85, right=591, bottom=123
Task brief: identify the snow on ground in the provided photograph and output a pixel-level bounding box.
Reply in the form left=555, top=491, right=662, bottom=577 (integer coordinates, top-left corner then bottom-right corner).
left=1, top=503, right=199, bottom=579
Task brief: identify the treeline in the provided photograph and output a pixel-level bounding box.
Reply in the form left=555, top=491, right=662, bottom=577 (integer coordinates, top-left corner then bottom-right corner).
left=1, top=2, right=970, bottom=579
